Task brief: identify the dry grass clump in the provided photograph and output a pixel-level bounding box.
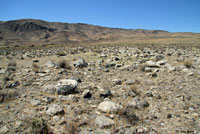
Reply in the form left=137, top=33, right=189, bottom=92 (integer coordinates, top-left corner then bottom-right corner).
left=183, top=59, right=193, bottom=68
left=118, top=105, right=139, bottom=125
left=7, top=60, right=17, bottom=71
left=0, top=90, right=19, bottom=103
left=56, top=52, right=66, bottom=56
left=58, top=60, right=72, bottom=69
left=66, top=121, right=79, bottom=134
left=139, top=64, right=147, bottom=72
left=129, top=85, right=140, bottom=96
left=8, top=60, right=17, bottom=67
left=32, top=63, right=40, bottom=73
left=31, top=117, right=52, bottom=134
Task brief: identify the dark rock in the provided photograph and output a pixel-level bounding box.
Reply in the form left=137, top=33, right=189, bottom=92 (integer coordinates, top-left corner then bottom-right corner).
left=33, top=59, right=39, bottom=63
left=82, top=89, right=92, bottom=98
left=167, top=114, right=172, bottom=119
left=113, top=79, right=122, bottom=85
left=56, top=79, right=78, bottom=95
left=6, top=81, right=20, bottom=88
left=71, top=76, right=82, bottom=83
left=114, top=57, right=120, bottom=61
left=152, top=73, right=158, bottom=78
left=104, top=64, right=110, bottom=68
left=0, top=93, right=4, bottom=103
left=100, top=90, right=112, bottom=98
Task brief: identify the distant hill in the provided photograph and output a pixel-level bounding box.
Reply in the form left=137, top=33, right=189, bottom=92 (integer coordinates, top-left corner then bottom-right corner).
left=0, top=19, right=199, bottom=46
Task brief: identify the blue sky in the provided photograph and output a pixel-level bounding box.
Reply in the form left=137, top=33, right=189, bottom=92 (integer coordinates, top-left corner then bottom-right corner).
left=1, top=0, right=200, bottom=32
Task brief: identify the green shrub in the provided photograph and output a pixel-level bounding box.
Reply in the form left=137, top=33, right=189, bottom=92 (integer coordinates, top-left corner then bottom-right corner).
left=31, top=118, right=49, bottom=134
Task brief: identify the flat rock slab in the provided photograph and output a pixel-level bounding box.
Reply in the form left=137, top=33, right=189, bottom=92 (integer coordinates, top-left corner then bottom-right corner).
left=146, top=61, right=160, bottom=68
left=31, top=99, right=41, bottom=106
left=46, top=104, right=64, bottom=116
left=0, top=125, right=9, bottom=134
left=95, top=115, right=115, bottom=128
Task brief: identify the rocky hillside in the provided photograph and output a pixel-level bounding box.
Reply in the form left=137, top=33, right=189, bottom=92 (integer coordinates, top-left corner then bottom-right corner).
left=2, top=19, right=199, bottom=47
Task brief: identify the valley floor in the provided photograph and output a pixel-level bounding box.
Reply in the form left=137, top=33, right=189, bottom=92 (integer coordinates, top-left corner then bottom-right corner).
left=0, top=44, right=200, bottom=134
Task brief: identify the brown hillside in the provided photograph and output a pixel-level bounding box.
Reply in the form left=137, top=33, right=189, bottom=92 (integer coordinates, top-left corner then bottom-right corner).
left=0, top=19, right=199, bottom=46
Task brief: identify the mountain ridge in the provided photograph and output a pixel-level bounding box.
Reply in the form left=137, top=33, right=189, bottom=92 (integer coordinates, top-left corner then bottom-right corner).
left=0, top=19, right=199, bottom=46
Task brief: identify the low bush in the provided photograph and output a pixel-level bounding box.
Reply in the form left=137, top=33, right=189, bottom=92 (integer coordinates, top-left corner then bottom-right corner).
left=183, top=60, right=193, bottom=68
left=31, top=118, right=51, bottom=134
left=58, top=60, right=71, bottom=69
left=32, top=63, right=40, bottom=73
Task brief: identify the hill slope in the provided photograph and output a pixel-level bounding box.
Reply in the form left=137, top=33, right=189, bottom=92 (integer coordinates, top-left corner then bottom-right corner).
left=0, top=19, right=199, bottom=46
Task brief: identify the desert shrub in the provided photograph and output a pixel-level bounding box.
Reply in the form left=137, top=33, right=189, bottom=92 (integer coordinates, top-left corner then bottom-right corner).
left=7, top=66, right=16, bottom=72
left=8, top=61, right=17, bottom=67
left=32, top=63, right=40, bottom=73
left=0, top=93, right=4, bottom=103
left=31, top=118, right=50, bottom=134
left=66, top=121, right=78, bottom=134
left=184, top=60, right=193, bottom=68
left=29, top=45, right=35, bottom=47
left=139, top=64, right=146, bottom=72
left=119, top=106, right=139, bottom=125
left=0, top=90, right=19, bottom=102
left=58, top=60, right=71, bottom=69
left=129, top=85, right=140, bottom=96
left=56, top=52, right=66, bottom=56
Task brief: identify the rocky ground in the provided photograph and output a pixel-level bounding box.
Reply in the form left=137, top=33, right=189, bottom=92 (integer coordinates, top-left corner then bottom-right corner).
left=0, top=44, right=200, bottom=134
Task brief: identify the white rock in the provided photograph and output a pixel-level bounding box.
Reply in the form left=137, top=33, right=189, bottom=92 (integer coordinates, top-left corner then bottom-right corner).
left=31, top=99, right=41, bottom=106
left=98, top=101, right=122, bottom=113
left=95, top=115, right=115, bottom=128
left=166, top=64, right=176, bottom=71
left=0, top=125, right=9, bottom=134
left=56, top=79, right=78, bottom=95
left=157, top=60, right=167, bottom=65
left=146, top=61, right=160, bottom=68
left=45, top=61, right=55, bottom=68
left=53, top=116, right=60, bottom=123
left=46, top=104, right=64, bottom=116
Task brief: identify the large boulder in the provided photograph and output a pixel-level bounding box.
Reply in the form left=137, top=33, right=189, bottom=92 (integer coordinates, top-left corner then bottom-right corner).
left=56, top=79, right=78, bottom=95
